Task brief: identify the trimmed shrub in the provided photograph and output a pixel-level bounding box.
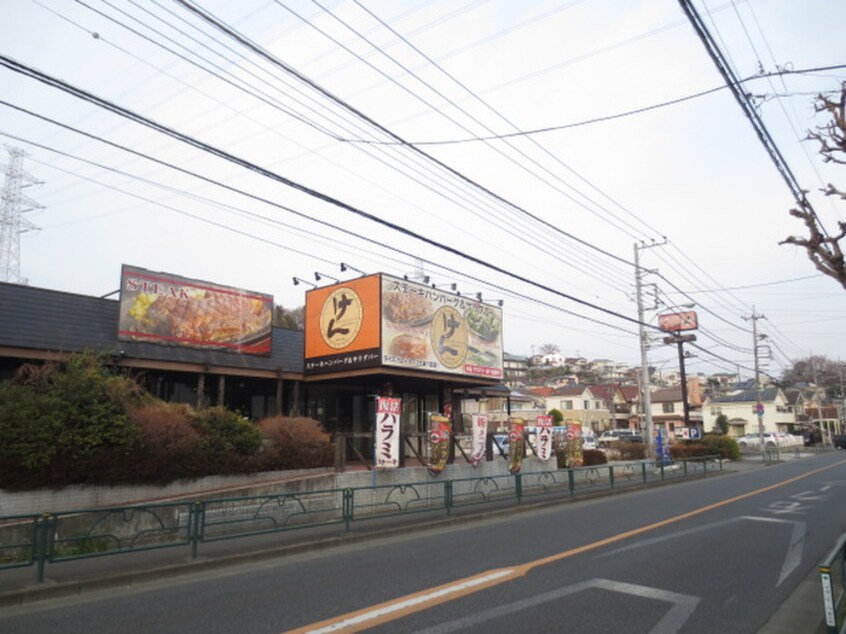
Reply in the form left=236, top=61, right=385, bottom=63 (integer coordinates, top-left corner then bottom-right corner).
left=129, top=402, right=202, bottom=482
left=702, top=433, right=740, bottom=461
left=669, top=443, right=710, bottom=460
left=257, top=416, right=333, bottom=470
left=194, top=406, right=262, bottom=473
left=583, top=449, right=608, bottom=466
left=614, top=441, right=646, bottom=461
left=548, top=409, right=564, bottom=425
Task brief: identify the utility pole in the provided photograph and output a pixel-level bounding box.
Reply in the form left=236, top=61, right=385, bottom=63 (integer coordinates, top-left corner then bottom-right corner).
left=812, top=357, right=826, bottom=445
left=0, top=145, right=42, bottom=283
left=742, top=308, right=766, bottom=456
left=634, top=240, right=666, bottom=457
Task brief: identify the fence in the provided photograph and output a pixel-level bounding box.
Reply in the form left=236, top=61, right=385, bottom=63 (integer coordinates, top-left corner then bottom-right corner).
left=0, top=455, right=722, bottom=584
left=820, top=530, right=846, bottom=633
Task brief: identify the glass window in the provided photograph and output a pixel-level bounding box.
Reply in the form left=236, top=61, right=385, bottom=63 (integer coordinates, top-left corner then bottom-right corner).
left=662, top=402, right=674, bottom=413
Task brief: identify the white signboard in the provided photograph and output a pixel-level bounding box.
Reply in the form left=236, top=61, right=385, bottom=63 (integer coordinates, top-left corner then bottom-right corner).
left=536, top=415, right=553, bottom=462
left=375, top=397, right=401, bottom=468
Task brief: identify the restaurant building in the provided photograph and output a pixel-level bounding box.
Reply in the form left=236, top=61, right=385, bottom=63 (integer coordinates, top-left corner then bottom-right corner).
left=0, top=266, right=506, bottom=464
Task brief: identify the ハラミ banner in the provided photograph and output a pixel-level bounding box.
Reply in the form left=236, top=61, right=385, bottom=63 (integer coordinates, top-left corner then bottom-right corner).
left=535, top=415, right=553, bottom=462
left=375, top=397, right=401, bottom=469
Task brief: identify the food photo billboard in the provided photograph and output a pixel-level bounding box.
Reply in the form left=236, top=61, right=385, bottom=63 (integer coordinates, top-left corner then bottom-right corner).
left=380, top=274, right=503, bottom=379
left=303, top=273, right=503, bottom=379
left=118, top=265, right=273, bottom=355
left=658, top=310, right=698, bottom=333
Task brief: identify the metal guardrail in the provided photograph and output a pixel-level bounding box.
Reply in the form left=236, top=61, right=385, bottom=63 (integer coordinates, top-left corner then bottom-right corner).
left=820, top=530, right=846, bottom=633
left=0, top=455, right=722, bottom=584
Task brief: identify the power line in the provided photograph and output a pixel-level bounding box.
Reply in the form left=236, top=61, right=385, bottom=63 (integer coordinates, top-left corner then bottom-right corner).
left=173, top=0, right=640, bottom=272
left=678, top=0, right=827, bottom=235
left=0, top=92, right=650, bottom=334
left=83, top=0, right=635, bottom=291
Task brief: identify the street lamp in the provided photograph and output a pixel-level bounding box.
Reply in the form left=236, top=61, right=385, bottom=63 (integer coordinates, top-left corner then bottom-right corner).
left=314, top=272, right=340, bottom=284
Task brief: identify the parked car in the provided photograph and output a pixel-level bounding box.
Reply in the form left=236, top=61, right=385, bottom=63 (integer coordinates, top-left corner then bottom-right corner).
left=737, top=434, right=761, bottom=448
left=597, top=430, right=641, bottom=447
left=833, top=434, right=846, bottom=450
left=803, top=429, right=822, bottom=446
left=492, top=434, right=509, bottom=456
left=582, top=433, right=597, bottom=450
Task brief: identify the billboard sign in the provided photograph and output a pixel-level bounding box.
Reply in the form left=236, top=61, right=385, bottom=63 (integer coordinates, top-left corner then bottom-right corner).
left=304, top=273, right=503, bottom=379
left=381, top=274, right=503, bottom=379
left=304, top=275, right=382, bottom=373
left=658, top=310, right=698, bottom=333
left=118, top=265, right=273, bottom=355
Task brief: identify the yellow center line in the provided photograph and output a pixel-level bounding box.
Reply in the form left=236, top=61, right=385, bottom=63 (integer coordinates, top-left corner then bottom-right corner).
left=284, top=459, right=846, bottom=634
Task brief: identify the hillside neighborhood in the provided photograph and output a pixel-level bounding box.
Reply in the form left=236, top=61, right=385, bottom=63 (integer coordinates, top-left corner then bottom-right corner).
left=476, top=352, right=845, bottom=445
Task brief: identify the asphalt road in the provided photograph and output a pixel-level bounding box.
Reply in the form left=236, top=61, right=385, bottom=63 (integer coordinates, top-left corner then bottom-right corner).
left=1, top=453, right=845, bottom=633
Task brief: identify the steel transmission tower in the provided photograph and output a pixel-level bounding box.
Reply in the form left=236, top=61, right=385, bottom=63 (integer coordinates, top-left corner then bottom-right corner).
left=0, top=145, right=42, bottom=283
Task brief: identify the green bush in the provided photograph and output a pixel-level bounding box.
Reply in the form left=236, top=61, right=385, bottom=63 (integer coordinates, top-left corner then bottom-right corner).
left=0, top=352, right=144, bottom=488
left=548, top=408, right=564, bottom=425
left=194, top=406, right=262, bottom=472
left=702, top=433, right=740, bottom=461
left=556, top=448, right=568, bottom=469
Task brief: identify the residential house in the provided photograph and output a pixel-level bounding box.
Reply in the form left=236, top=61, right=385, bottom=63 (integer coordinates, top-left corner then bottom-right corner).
left=546, top=385, right=611, bottom=434
left=703, top=387, right=796, bottom=437
left=649, top=384, right=703, bottom=440
left=564, top=357, right=589, bottom=373
left=587, top=384, right=634, bottom=429
left=590, top=360, right=629, bottom=382
left=502, top=353, right=529, bottom=387
left=461, top=387, right=546, bottom=430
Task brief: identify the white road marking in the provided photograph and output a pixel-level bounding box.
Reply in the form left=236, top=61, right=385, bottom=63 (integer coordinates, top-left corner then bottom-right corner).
left=412, top=578, right=700, bottom=634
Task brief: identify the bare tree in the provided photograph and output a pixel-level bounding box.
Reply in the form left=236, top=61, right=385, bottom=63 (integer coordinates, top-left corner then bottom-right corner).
left=538, top=343, right=560, bottom=355
left=781, top=82, right=846, bottom=288
left=273, top=305, right=304, bottom=330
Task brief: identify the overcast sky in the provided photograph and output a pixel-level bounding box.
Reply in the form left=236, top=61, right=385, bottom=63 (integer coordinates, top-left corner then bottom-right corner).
left=2, top=0, right=845, bottom=381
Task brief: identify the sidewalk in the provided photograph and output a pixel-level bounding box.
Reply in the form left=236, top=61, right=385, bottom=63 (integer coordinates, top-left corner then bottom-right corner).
left=0, top=454, right=829, bottom=633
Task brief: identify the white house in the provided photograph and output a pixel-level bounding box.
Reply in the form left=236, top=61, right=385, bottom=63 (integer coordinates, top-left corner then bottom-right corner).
left=703, top=387, right=795, bottom=437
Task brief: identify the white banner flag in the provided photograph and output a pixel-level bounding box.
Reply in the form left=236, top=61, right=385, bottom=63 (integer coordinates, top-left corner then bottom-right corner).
left=536, top=415, right=553, bottom=462
left=470, top=414, right=488, bottom=467
left=375, top=397, right=401, bottom=468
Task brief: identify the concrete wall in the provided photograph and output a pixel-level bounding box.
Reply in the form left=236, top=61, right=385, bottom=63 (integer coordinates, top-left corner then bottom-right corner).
left=0, top=458, right=559, bottom=517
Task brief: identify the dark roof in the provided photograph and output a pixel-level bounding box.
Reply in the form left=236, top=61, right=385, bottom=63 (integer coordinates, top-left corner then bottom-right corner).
left=710, top=388, right=780, bottom=403
left=552, top=384, right=593, bottom=397
left=651, top=387, right=683, bottom=402
left=586, top=383, right=624, bottom=402
left=0, top=282, right=303, bottom=373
